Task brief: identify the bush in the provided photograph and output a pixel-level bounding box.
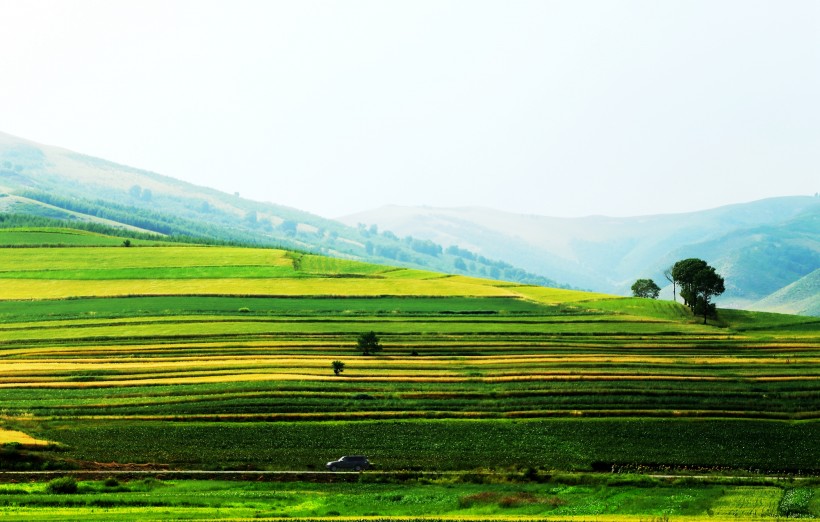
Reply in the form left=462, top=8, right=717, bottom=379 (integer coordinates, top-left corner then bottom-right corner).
left=46, top=476, right=78, bottom=494
left=778, top=488, right=813, bottom=517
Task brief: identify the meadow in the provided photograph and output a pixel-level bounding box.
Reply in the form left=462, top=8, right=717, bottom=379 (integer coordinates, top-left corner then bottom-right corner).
left=0, top=229, right=818, bottom=519
left=0, top=476, right=816, bottom=521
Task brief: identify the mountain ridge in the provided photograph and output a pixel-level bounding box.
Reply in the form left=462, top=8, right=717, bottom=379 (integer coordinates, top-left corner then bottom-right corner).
left=340, top=197, right=820, bottom=316
left=0, top=130, right=565, bottom=289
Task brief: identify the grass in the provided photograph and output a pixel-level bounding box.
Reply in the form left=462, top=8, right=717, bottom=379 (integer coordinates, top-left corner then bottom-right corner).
left=0, top=228, right=164, bottom=247
left=0, top=229, right=816, bottom=520
left=0, top=479, right=815, bottom=520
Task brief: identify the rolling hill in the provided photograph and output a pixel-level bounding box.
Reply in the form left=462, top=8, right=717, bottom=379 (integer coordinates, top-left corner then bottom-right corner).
left=0, top=227, right=817, bottom=476
left=341, top=197, right=820, bottom=315
left=0, top=227, right=817, bottom=519
left=0, top=130, right=562, bottom=289
left=750, top=268, right=820, bottom=316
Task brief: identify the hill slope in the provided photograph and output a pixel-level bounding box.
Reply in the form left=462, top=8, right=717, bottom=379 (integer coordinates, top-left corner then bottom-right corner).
left=341, top=197, right=820, bottom=314
left=0, top=231, right=817, bottom=476
left=750, top=268, right=820, bottom=316
left=0, top=131, right=563, bottom=288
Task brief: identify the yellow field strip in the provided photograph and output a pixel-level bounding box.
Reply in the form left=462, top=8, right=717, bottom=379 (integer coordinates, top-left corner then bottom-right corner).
left=1, top=354, right=817, bottom=367
left=0, top=278, right=519, bottom=299
left=0, top=246, right=296, bottom=270
left=0, top=428, right=53, bottom=446
left=0, top=372, right=764, bottom=387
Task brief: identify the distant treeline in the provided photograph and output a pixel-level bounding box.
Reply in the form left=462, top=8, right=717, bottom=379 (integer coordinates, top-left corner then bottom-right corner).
left=0, top=213, right=266, bottom=248
left=11, top=190, right=570, bottom=289
left=21, top=190, right=242, bottom=239
left=15, top=191, right=312, bottom=251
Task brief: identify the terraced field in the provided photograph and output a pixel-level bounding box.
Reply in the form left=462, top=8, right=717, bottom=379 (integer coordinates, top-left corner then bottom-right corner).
left=0, top=229, right=818, bottom=475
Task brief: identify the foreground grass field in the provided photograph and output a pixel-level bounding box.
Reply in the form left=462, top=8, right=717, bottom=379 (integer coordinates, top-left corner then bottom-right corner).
left=0, top=476, right=817, bottom=521
left=0, top=229, right=818, bottom=519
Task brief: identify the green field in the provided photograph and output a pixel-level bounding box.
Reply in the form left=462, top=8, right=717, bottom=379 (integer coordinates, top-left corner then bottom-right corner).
left=0, top=229, right=818, bottom=519
left=0, top=476, right=816, bottom=521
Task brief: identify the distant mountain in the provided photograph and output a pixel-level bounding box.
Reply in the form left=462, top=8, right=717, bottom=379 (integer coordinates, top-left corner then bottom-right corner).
left=0, top=131, right=563, bottom=288
left=750, top=269, right=820, bottom=316
left=340, top=197, right=820, bottom=315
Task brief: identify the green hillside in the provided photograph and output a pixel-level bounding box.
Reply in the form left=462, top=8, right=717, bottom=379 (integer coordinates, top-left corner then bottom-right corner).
left=0, top=229, right=817, bottom=479
left=0, top=131, right=564, bottom=289
left=751, top=269, right=820, bottom=316
left=341, top=197, right=820, bottom=314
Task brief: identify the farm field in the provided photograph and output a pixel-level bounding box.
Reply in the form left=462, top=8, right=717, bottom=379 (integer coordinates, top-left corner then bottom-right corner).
left=0, top=229, right=818, bottom=519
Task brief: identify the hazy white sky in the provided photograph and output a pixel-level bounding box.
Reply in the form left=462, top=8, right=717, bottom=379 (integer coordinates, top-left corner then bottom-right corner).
left=1, top=1, right=818, bottom=218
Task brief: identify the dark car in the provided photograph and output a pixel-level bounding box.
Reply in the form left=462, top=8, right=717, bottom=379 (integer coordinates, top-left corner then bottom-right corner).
left=325, top=455, right=371, bottom=472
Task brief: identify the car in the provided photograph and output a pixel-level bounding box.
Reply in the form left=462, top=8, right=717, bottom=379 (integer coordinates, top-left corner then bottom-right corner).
left=325, top=455, right=371, bottom=472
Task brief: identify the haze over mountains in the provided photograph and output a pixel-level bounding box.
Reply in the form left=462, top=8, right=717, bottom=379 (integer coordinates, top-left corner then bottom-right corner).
left=0, top=131, right=560, bottom=289
left=342, top=198, right=820, bottom=316
left=0, top=130, right=817, bottom=316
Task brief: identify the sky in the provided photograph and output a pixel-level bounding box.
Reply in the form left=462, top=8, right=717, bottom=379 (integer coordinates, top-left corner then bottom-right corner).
left=1, top=0, right=818, bottom=219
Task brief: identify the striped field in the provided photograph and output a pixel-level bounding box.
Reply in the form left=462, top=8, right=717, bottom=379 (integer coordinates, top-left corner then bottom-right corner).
left=0, top=231, right=818, bottom=474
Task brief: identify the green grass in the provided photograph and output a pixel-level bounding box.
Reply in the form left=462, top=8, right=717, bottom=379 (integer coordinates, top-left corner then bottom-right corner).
left=0, top=296, right=556, bottom=323
left=0, top=479, right=815, bottom=520
left=0, top=228, right=162, bottom=247
left=0, top=232, right=816, bottom=482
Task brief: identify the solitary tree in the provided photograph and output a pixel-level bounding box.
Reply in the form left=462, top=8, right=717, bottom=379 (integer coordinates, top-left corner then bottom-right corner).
left=663, top=266, right=676, bottom=302
left=692, top=266, right=725, bottom=324
left=671, top=258, right=725, bottom=323
left=356, top=331, right=382, bottom=355
left=631, top=278, right=660, bottom=299
left=672, top=258, right=709, bottom=309
left=331, top=360, right=345, bottom=376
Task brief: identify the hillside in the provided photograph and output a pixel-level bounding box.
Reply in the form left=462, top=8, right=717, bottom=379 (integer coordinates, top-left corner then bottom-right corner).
left=0, top=131, right=563, bottom=289
left=0, top=228, right=817, bottom=479
left=341, top=197, right=820, bottom=315
left=750, top=268, right=820, bottom=316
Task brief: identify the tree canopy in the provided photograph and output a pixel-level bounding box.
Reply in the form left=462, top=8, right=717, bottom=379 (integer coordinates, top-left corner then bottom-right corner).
left=671, top=258, right=725, bottom=323
left=356, top=331, right=382, bottom=355
left=631, top=278, right=660, bottom=299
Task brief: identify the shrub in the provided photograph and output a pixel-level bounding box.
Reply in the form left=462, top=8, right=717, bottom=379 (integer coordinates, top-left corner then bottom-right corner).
left=46, top=476, right=78, bottom=494
left=778, top=488, right=813, bottom=517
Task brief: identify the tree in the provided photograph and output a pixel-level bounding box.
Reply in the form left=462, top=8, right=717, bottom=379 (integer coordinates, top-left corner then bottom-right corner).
left=663, top=266, right=676, bottom=302
left=356, top=331, right=382, bottom=355
left=671, top=258, right=725, bottom=323
left=692, top=266, right=725, bottom=324
left=671, top=258, right=709, bottom=309
left=331, top=360, right=345, bottom=376
left=279, top=219, right=298, bottom=236
left=631, top=278, right=660, bottom=299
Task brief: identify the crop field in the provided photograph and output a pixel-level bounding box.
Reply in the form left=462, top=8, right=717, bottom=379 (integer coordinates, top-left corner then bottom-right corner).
left=0, top=229, right=818, bottom=518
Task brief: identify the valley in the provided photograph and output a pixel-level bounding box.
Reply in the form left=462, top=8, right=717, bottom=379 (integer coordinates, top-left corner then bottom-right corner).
left=0, top=228, right=817, bottom=519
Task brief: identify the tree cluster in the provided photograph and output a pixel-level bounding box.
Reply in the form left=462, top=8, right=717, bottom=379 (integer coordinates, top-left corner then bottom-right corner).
left=632, top=258, right=725, bottom=324
left=671, top=258, right=725, bottom=323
